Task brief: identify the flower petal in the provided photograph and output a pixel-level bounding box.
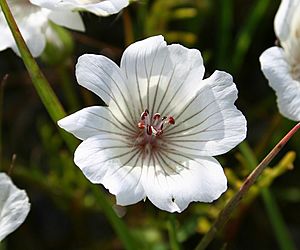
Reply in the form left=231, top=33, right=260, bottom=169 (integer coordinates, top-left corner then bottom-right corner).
left=0, top=16, right=14, bottom=51
left=141, top=155, right=227, bottom=213
left=120, top=35, right=205, bottom=116
left=74, top=134, right=145, bottom=205
left=76, top=54, right=136, bottom=126
left=0, top=173, right=30, bottom=241
left=0, top=6, right=48, bottom=57
left=11, top=29, right=46, bottom=57
left=30, top=0, right=129, bottom=16
left=260, top=46, right=300, bottom=121
left=29, top=0, right=60, bottom=9
left=274, top=0, right=299, bottom=42
left=58, top=106, right=136, bottom=140
left=164, top=70, right=247, bottom=156
left=48, top=10, right=85, bottom=31
left=72, top=0, right=129, bottom=16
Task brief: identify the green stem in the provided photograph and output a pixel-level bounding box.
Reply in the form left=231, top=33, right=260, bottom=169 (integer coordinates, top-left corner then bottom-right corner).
left=195, top=123, right=300, bottom=250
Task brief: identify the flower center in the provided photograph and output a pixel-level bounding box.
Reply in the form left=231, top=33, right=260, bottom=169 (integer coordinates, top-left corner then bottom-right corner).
left=137, top=109, right=175, bottom=140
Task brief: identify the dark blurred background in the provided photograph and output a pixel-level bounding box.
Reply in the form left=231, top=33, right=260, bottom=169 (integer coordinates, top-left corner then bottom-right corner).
left=1, top=0, right=299, bottom=249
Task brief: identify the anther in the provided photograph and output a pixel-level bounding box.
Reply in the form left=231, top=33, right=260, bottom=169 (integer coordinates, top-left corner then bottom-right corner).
left=153, top=113, right=161, bottom=120
left=141, top=109, right=149, bottom=120
left=146, top=125, right=152, bottom=135
left=168, top=116, right=175, bottom=125
left=138, top=122, right=145, bottom=129
left=137, top=109, right=175, bottom=138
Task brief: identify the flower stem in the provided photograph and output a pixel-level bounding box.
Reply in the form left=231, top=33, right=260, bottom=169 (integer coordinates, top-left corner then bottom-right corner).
left=195, top=122, right=300, bottom=250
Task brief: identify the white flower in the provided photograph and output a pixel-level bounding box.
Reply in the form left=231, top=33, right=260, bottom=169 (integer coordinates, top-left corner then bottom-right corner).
left=58, top=35, right=247, bottom=213
left=0, top=0, right=84, bottom=57
left=30, top=0, right=129, bottom=16
left=0, top=173, right=30, bottom=241
left=260, top=0, right=300, bottom=121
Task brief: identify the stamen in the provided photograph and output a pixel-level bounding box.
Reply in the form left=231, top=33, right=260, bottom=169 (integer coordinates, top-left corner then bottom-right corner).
left=137, top=110, right=175, bottom=138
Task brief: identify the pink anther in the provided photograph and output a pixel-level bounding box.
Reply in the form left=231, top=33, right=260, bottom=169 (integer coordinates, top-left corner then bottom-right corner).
left=140, top=109, right=149, bottom=120
left=168, top=116, right=175, bottom=125
left=146, top=125, right=152, bottom=135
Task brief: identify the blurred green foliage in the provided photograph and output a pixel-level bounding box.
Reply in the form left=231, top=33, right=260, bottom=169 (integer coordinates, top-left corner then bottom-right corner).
left=0, top=0, right=300, bottom=249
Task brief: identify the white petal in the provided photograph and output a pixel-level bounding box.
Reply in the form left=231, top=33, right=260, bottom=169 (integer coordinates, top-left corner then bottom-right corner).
left=0, top=16, right=14, bottom=51
left=260, top=46, right=300, bottom=121
left=120, top=35, right=205, bottom=116
left=74, top=134, right=145, bottom=205
left=73, top=0, right=129, bottom=16
left=0, top=5, right=48, bottom=57
left=29, top=0, right=60, bottom=9
left=58, top=106, right=136, bottom=140
left=76, top=54, right=136, bottom=125
left=141, top=155, right=227, bottom=213
left=274, top=0, right=299, bottom=42
left=11, top=29, right=46, bottom=58
left=31, top=0, right=129, bottom=16
left=48, top=10, right=85, bottom=31
left=0, top=173, right=30, bottom=241
left=164, top=70, right=247, bottom=156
